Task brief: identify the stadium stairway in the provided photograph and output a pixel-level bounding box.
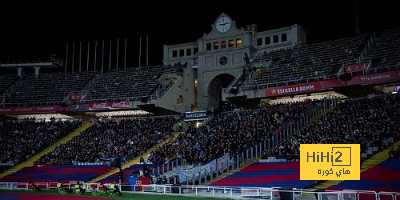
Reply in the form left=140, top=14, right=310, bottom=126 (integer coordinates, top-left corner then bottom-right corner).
left=0, top=122, right=93, bottom=179
left=313, top=140, right=400, bottom=190
left=89, top=132, right=182, bottom=183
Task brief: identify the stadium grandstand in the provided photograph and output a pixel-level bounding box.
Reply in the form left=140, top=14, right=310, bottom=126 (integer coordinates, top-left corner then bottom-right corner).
left=0, top=7, right=400, bottom=200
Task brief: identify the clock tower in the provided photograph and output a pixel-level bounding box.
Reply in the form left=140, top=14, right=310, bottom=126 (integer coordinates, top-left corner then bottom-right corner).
left=162, top=13, right=307, bottom=111
left=216, top=16, right=232, bottom=33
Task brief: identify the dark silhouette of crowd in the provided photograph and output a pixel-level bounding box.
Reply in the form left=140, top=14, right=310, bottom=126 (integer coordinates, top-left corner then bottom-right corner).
left=149, top=100, right=317, bottom=165
left=266, top=94, right=400, bottom=160
left=38, top=116, right=178, bottom=165
left=0, top=119, right=82, bottom=171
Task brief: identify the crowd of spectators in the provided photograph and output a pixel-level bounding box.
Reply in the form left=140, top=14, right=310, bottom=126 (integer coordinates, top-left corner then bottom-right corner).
left=39, top=116, right=178, bottom=165
left=266, top=93, right=400, bottom=160
left=148, top=100, right=317, bottom=165
left=0, top=119, right=82, bottom=172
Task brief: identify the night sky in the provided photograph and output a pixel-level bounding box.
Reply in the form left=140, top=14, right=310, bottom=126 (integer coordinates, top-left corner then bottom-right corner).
left=0, top=0, right=399, bottom=71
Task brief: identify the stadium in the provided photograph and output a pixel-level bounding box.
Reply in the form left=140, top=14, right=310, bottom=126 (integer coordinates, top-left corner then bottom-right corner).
left=0, top=2, right=399, bottom=200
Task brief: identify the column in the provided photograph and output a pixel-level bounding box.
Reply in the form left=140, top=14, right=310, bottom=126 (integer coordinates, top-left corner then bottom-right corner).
left=34, top=67, right=41, bottom=77
left=17, top=67, right=23, bottom=77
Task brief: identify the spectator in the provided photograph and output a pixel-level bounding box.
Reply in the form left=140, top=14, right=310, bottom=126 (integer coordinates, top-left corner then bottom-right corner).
left=39, top=116, right=178, bottom=165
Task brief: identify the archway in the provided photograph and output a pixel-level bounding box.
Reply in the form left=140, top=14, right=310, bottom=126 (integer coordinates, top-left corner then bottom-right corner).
left=207, top=73, right=235, bottom=108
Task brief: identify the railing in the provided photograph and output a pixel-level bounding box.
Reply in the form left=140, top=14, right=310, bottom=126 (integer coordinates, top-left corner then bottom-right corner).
left=357, top=33, right=376, bottom=63
left=2, top=76, right=22, bottom=98
left=241, top=73, right=338, bottom=91
left=337, top=63, right=345, bottom=77
left=364, top=60, right=373, bottom=73
left=156, top=73, right=178, bottom=99
left=79, top=95, right=158, bottom=104
left=62, top=73, right=99, bottom=103
left=1, top=181, right=398, bottom=200
left=224, top=73, right=240, bottom=93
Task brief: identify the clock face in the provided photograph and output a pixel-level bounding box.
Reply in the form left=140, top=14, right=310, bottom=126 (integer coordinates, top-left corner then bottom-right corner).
left=216, top=16, right=232, bottom=33
left=219, top=56, right=228, bottom=65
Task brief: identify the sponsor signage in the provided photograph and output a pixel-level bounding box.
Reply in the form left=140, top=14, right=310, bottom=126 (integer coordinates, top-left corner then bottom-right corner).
left=266, top=82, right=320, bottom=97
left=88, top=101, right=130, bottom=110
left=265, top=70, right=400, bottom=97
left=184, top=110, right=208, bottom=121
left=347, top=70, right=400, bottom=86
left=0, top=105, right=63, bottom=114
left=0, top=101, right=130, bottom=114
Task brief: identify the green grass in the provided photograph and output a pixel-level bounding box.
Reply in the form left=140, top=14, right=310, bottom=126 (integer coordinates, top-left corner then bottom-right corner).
left=0, top=189, right=233, bottom=200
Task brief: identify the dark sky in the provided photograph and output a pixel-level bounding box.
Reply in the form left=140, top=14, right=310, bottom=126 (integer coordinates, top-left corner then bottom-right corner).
left=0, top=0, right=399, bottom=70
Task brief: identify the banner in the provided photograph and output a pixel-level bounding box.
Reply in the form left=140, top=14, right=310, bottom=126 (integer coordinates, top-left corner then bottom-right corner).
left=178, top=153, right=231, bottom=183
left=343, top=62, right=369, bottom=73
left=216, top=153, right=231, bottom=172
left=0, top=101, right=130, bottom=114
left=0, top=105, right=64, bottom=114
left=88, top=101, right=129, bottom=110
left=264, top=70, right=400, bottom=97
left=184, top=110, right=208, bottom=121
left=346, top=70, right=400, bottom=86
left=178, top=160, right=217, bottom=183
left=266, top=82, right=320, bottom=97
left=69, top=94, right=85, bottom=101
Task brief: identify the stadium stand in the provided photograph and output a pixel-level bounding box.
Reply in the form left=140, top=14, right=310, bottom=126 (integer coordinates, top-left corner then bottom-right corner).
left=367, top=28, right=400, bottom=72
left=5, top=72, right=96, bottom=105
left=0, top=119, right=82, bottom=172
left=85, top=66, right=176, bottom=101
left=264, top=94, right=400, bottom=160
left=0, top=75, right=18, bottom=93
left=252, top=34, right=368, bottom=88
left=38, top=116, right=178, bottom=165
left=0, top=23, right=399, bottom=198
